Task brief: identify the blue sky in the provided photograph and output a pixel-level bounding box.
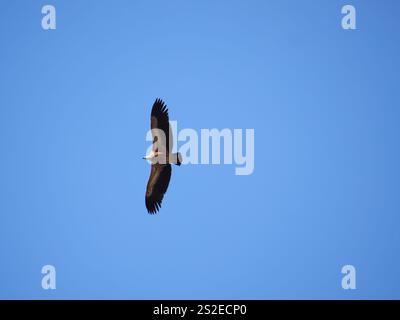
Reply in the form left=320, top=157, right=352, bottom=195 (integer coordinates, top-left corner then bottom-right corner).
left=0, top=0, right=400, bottom=299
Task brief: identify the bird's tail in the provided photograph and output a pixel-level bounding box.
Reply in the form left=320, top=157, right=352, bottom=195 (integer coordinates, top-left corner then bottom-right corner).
left=170, top=152, right=182, bottom=166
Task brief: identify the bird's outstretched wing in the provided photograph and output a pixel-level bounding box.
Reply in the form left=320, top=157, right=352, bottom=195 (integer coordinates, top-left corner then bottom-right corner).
left=145, top=164, right=172, bottom=214
left=151, top=98, right=172, bottom=153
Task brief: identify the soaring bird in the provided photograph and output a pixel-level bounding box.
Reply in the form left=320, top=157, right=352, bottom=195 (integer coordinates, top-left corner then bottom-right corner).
left=143, top=99, right=182, bottom=214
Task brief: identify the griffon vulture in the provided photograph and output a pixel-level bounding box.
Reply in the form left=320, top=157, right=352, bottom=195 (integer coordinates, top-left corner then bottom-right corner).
left=143, top=99, right=182, bottom=214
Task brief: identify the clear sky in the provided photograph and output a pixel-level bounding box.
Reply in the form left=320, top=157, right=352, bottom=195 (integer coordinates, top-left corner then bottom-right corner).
left=1, top=0, right=400, bottom=299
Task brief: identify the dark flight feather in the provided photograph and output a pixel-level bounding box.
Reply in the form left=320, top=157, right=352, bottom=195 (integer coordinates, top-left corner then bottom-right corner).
left=150, top=98, right=171, bottom=152
left=145, top=164, right=172, bottom=214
